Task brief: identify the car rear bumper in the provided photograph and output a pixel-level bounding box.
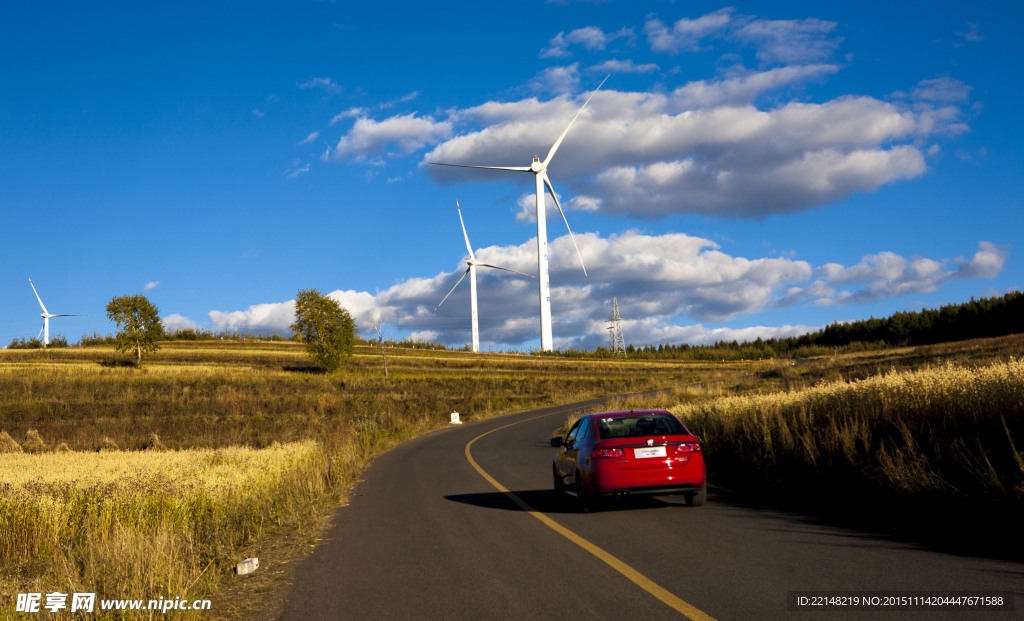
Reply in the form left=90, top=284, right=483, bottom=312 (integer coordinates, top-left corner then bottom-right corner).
left=596, top=482, right=705, bottom=497
left=592, top=465, right=705, bottom=496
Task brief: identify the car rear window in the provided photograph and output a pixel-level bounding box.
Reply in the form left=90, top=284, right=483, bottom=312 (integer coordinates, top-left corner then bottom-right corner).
left=596, top=414, right=687, bottom=439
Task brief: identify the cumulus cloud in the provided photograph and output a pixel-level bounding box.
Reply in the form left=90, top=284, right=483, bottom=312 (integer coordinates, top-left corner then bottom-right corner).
left=911, top=77, right=972, bottom=103
left=529, top=64, right=581, bottom=94
left=644, top=8, right=734, bottom=54
left=297, top=131, right=319, bottom=145
left=299, top=77, right=342, bottom=93
left=321, top=9, right=971, bottom=220
left=645, top=9, right=840, bottom=65
left=162, top=314, right=197, bottom=332
left=955, top=241, right=1009, bottom=279
left=325, top=113, right=453, bottom=161
left=811, top=242, right=1008, bottom=305
left=424, top=83, right=935, bottom=218
left=209, top=301, right=296, bottom=333
left=203, top=230, right=1005, bottom=350
left=144, top=281, right=160, bottom=291
left=541, top=26, right=635, bottom=58
left=284, top=161, right=310, bottom=179
left=733, top=17, right=841, bottom=65
left=589, top=59, right=660, bottom=75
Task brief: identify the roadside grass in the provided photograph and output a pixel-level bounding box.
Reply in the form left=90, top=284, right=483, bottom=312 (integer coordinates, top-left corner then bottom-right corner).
left=671, top=354, right=1024, bottom=558
left=0, top=441, right=337, bottom=620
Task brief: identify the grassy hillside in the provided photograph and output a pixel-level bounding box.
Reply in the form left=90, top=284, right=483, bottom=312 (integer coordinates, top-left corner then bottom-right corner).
left=1, top=335, right=1021, bottom=618
left=0, top=340, right=739, bottom=619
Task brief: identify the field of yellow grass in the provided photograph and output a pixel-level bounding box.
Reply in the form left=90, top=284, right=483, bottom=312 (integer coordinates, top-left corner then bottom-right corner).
left=0, top=340, right=721, bottom=618
left=671, top=356, right=1024, bottom=557
left=0, top=441, right=334, bottom=619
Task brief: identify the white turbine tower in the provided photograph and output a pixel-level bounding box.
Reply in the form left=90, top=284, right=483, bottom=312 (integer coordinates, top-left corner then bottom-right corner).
left=433, top=76, right=608, bottom=351
left=433, top=201, right=534, bottom=353
left=29, top=278, right=84, bottom=346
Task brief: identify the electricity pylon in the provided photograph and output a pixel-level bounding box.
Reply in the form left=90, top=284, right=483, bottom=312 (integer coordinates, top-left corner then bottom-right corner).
left=608, top=297, right=625, bottom=356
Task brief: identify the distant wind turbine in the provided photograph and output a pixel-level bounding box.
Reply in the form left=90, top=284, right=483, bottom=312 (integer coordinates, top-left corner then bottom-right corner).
left=432, top=75, right=608, bottom=351
left=433, top=201, right=534, bottom=353
left=29, top=278, right=85, bottom=346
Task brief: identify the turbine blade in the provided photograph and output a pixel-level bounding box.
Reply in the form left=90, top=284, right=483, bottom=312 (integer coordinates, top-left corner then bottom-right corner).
left=38, top=325, right=44, bottom=340
left=456, top=201, right=476, bottom=260
left=476, top=263, right=536, bottom=279
left=543, top=74, right=609, bottom=167
left=433, top=267, right=471, bottom=312
left=544, top=174, right=588, bottom=277
left=50, top=314, right=86, bottom=318
left=28, top=278, right=48, bottom=314
left=431, top=162, right=532, bottom=172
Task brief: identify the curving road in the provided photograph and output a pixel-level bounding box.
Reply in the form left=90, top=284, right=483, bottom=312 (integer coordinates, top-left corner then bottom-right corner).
left=280, top=401, right=1022, bottom=620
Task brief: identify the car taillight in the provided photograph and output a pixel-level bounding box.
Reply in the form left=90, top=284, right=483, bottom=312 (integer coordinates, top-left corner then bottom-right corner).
left=593, top=448, right=625, bottom=458
left=676, top=442, right=701, bottom=453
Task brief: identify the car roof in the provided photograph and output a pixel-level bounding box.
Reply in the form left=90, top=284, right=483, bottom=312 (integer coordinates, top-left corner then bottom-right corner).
left=588, top=410, right=674, bottom=418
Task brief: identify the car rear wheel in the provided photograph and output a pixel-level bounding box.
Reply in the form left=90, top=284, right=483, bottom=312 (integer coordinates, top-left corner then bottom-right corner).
left=685, top=483, right=707, bottom=507
left=575, top=472, right=596, bottom=513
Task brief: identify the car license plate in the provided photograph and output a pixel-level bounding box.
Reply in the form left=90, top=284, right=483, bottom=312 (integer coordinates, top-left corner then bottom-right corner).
left=634, top=446, right=667, bottom=459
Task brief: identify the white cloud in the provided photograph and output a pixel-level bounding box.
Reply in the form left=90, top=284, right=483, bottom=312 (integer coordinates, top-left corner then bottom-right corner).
left=733, top=17, right=841, bottom=65
left=811, top=242, right=1007, bottom=305
left=202, top=232, right=1005, bottom=349
left=670, top=64, right=840, bottom=108
left=589, top=59, right=660, bottom=75
left=956, top=22, right=984, bottom=42
left=424, top=83, right=940, bottom=218
left=911, top=77, right=972, bottom=103
left=163, top=314, right=197, bottom=332
left=325, top=113, right=453, bottom=161
left=209, top=301, right=296, bottom=333
left=644, top=8, right=734, bottom=54
left=144, top=281, right=160, bottom=291
left=284, top=162, right=310, bottom=179
left=299, top=77, right=342, bottom=93
left=541, top=26, right=635, bottom=58
left=529, top=64, right=581, bottom=94
left=644, top=9, right=840, bottom=65
left=297, top=131, right=319, bottom=145
left=330, top=108, right=365, bottom=126
left=956, top=241, right=1009, bottom=279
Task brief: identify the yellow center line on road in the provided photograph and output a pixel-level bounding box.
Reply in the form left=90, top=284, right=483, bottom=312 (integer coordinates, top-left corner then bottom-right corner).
left=465, top=416, right=717, bottom=621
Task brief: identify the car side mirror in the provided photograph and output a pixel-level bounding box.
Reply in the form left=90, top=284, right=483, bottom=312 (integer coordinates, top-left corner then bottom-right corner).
left=550, top=437, right=563, bottom=447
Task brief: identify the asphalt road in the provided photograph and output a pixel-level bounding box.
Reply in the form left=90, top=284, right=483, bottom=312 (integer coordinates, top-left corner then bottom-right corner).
left=280, top=401, right=1023, bottom=620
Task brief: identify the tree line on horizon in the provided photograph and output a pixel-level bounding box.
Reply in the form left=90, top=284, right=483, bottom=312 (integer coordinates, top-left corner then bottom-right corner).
left=585, top=290, right=1023, bottom=360
left=8, top=290, right=1020, bottom=360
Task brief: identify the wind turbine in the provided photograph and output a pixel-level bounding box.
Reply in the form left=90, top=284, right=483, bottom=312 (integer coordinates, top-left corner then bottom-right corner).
left=29, top=278, right=84, bottom=346
left=432, top=75, right=608, bottom=351
left=433, top=201, right=534, bottom=353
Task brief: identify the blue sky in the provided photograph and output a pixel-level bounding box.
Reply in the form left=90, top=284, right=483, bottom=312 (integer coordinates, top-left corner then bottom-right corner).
left=2, top=1, right=1020, bottom=351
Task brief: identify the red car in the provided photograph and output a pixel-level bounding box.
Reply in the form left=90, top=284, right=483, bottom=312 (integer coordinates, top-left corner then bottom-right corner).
left=551, top=410, right=706, bottom=510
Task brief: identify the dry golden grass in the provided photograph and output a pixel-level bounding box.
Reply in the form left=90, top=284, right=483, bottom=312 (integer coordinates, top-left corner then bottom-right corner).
left=0, top=339, right=720, bottom=618
left=671, top=357, right=1024, bottom=539
left=0, top=441, right=330, bottom=620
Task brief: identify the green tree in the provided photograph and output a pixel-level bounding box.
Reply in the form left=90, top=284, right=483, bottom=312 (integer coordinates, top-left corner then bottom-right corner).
left=106, top=295, right=164, bottom=365
left=290, top=289, right=356, bottom=372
